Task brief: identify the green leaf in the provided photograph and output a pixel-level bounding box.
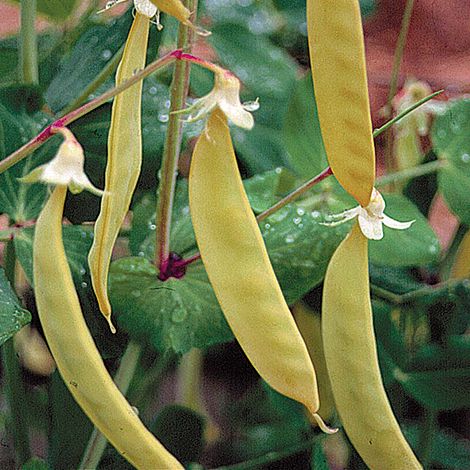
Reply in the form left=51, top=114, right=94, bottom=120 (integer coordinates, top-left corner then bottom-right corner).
left=431, top=98, right=470, bottom=225
left=0, top=268, right=31, bottom=347
left=405, top=425, right=470, bottom=470
left=0, top=102, right=55, bottom=222
left=261, top=195, right=351, bottom=304
left=45, top=13, right=133, bottom=113
left=21, top=458, right=48, bottom=470
left=282, top=73, right=327, bottom=177
left=243, top=167, right=297, bottom=213
left=152, top=405, right=205, bottom=464
left=398, top=354, right=470, bottom=411
left=231, top=124, right=290, bottom=175
left=368, top=193, right=441, bottom=267
left=0, top=33, right=61, bottom=86
left=109, top=257, right=233, bottom=354
left=129, top=179, right=196, bottom=260
left=14, top=225, right=94, bottom=286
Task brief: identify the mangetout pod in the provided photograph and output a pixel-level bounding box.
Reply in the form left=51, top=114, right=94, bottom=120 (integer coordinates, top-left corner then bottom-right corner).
left=322, top=223, right=422, bottom=469
left=89, top=12, right=150, bottom=329
left=34, top=186, right=183, bottom=470
left=189, top=109, right=332, bottom=432
left=307, top=0, right=375, bottom=206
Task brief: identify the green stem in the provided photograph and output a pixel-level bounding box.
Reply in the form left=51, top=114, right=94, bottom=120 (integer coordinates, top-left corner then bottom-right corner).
left=257, top=167, right=333, bottom=222
left=155, top=0, right=198, bottom=272
left=1, top=242, right=31, bottom=465
left=384, top=0, right=415, bottom=178
left=418, top=409, right=438, bottom=468
left=0, top=50, right=178, bottom=175
left=19, top=0, right=39, bottom=84
left=60, top=44, right=125, bottom=116
left=78, top=340, right=142, bottom=470
left=371, top=278, right=466, bottom=305
left=376, top=160, right=444, bottom=187
left=373, top=90, right=443, bottom=139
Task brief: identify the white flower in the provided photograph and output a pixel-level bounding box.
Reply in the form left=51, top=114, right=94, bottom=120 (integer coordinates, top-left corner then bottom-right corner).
left=134, top=0, right=157, bottom=18
left=20, top=128, right=103, bottom=197
left=174, top=68, right=258, bottom=130
left=321, top=188, right=414, bottom=240
left=98, top=0, right=157, bottom=18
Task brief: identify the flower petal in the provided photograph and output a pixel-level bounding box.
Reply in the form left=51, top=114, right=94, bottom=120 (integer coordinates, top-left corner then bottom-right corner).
left=382, top=214, right=415, bottom=230
left=218, top=99, right=254, bottom=130
left=358, top=211, right=383, bottom=240
left=320, top=207, right=360, bottom=227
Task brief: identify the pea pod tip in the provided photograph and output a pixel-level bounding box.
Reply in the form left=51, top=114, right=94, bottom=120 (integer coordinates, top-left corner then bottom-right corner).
left=311, top=411, right=338, bottom=435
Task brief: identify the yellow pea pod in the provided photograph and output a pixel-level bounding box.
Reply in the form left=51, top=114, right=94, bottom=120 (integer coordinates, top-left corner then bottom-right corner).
left=189, top=109, right=332, bottom=433
left=450, top=229, right=470, bottom=279
left=307, top=0, right=375, bottom=207
left=322, top=223, right=421, bottom=470
left=34, top=186, right=183, bottom=470
left=292, top=302, right=335, bottom=422
left=88, top=13, right=150, bottom=329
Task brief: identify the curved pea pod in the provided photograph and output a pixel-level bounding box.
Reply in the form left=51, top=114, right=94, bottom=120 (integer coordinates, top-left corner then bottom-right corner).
left=189, top=109, right=333, bottom=433
left=292, top=302, right=335, bottom=423
left=307, top=0, right=375, bottom=207
left=34, top=186, right=183, bottom=470
left=88, top=13, right=150, bottom=329
left=450, top=230, right=470, bottom=279
left=322, top=222, right=422, bottom=469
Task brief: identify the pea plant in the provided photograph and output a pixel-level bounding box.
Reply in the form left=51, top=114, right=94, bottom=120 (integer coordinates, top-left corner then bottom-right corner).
left=0, top=0, right=469, bottom=469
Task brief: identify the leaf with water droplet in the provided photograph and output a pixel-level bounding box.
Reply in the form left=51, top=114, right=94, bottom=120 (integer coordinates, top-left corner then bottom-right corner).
left=14, top=226, right=94, bottom=287
left=109, top=257, right=232, bottom=354
left=0, top=95, right=56, bottom=222
left=0, top=268, right=31, bottom=347
left=368, top=193, right=441, bottom=267
left=432, top=97, right=470, bottom=225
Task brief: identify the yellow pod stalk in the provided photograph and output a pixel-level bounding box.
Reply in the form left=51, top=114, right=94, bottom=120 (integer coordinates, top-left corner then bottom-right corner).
left=450, top=229, right=470, bottom=279
left=307, top=0, right=375, bottom=207
left=34, top=186, right=183, bottom=470
left=322, top=222, right=422, bottom=469
left=150, top=0, right=191, bottom=25
left=189, top=109, right=333, bottom=433
left=88, top=13, right=150, bottom=329
left=292, top=302, right=335, bottom=422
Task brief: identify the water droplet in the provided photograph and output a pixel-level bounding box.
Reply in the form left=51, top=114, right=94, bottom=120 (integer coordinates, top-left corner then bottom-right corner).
left=429, top=245, right=438, bottom=254
left=311, top=210, right=321, bottom=219
left=264, top=223, right=271, bottom=230
left=158, top=114, right=169, bottom=123
left=285, top=235, right=295, bottom=244
left=172, top=309, right=187, bottom=323
left=101, top=49, right=112, bottom=60
left=296, top=208, right=305, bottom=216
left=131, top=290, right=141, bottom=298
left=164, top=99, right=171, bottom=109
left=148, top=223, right=156, bottom=230
left=275, top=167, right=282, bottom=174
left=461, top=153, right=470, bottom=163
left=293, top=217, right=302, bottom=225
left=81, top=281, right=88, bottom=288
left=79, top=267, right=86, bottom=275
left=138, top=251, right=145, bottom=257
left=148, top=86, right=158, bottom=95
